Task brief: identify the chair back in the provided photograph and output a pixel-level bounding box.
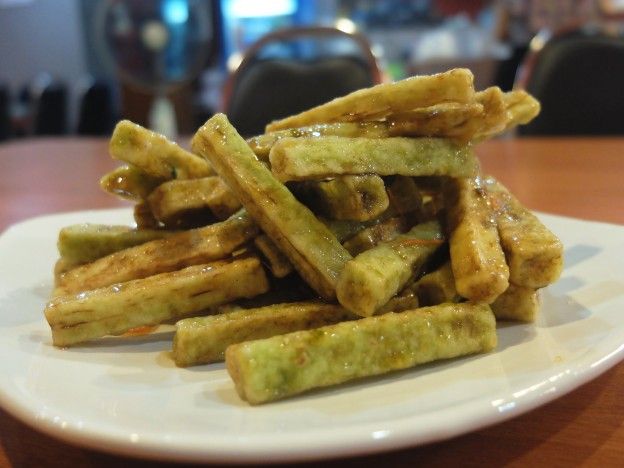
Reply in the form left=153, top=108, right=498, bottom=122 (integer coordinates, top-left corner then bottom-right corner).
left=32, top=78, right=68, bottom=136
left=517, top=26, right=624, bottom=135
left=0, top=84, right=10, bottom=141
left=77, top=80, right=116, bottom=135
left=223, top=27, right=382, bottom=137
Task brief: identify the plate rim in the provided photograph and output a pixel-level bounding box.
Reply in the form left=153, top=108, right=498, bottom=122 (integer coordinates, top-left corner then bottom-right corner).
left=1, top=341, right=622, bottom=464
left=1, top=209, right=623, bottom=463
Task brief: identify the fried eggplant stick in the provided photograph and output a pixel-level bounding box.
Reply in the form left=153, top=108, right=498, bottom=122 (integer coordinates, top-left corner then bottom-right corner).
left=226, top=302, right=497, bottom=404
left=57, top=224, right=174, bottom=266
left=491, top=283, right=540, bottom=322
left=173, top=302, right=355, bottom=366
left=55, top=210, right=257, bottom=296
left=192, top=114, right=352, bottom=300
left=269, top=136, right=479, bottom=182
left=337, top=221, right=443, bottom=317
left=147, top=176, right=241, bottom=226
left=291, top=175, right=389, bottom=221
left=445, top=176, right=510, bottom=303
left=485, top=176, right=563, bottom=288
left=110, top=120, right=213, bottom=179
left=253, top=234, right=293, bottom=278
left=46, top=256, right=269, bottom=347
left=266, top=68, right=475, bottom=131
left=99, top=165, right=164, bottom=201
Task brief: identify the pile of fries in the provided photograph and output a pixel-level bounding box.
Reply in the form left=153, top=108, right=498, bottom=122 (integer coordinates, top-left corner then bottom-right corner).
left=44, top=68, right=563, bottom=404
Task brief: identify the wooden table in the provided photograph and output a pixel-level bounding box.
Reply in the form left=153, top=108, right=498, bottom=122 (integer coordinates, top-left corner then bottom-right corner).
left=1, top=137, right=623, bottom=467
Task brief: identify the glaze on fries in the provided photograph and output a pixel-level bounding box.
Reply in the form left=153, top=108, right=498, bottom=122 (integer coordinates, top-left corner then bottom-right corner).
left=44, top=68, right=561, bottom=405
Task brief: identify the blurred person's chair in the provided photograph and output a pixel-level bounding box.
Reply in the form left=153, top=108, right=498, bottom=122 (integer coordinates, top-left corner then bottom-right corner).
left=10, top=85, right=34, bottom=138
left=31, top=74, right=68, bottom=135
left=0, top=84, right=10, bottom=141
left=77, top=80, right=116, bottom=135
left=222, top=27, right=382, bottom=137
left=516, top=26, right=624, bottom=135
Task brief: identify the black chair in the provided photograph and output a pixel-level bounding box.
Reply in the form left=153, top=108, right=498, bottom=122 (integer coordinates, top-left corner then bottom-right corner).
left=222, top=27, right=382, bottom=137
left=516, top=26, right=624, bottom=135
left=77, top=80, right=116, bottom=135
left=32, top=77, right=68, bottom=136
left=0, top=84, right=10, bottom=141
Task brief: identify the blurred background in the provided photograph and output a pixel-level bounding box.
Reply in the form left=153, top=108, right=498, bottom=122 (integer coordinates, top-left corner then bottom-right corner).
left=1, top=0, right=623, bottom=140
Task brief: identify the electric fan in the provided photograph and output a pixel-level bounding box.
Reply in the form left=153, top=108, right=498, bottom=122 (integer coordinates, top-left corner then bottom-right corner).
left=94, top=0, right=213, bottom=137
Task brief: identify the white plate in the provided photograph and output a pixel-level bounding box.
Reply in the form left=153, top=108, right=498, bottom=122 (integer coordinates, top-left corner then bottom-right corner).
left=1, top=209, right=623, bottom=463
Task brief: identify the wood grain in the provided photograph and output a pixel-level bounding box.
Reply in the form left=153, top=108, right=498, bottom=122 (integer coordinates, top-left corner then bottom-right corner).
left=478, top=138, right=624, bottom=225
left=0, top=138, right=130, bottom=229
left=0, top=137, right=623, bottom=467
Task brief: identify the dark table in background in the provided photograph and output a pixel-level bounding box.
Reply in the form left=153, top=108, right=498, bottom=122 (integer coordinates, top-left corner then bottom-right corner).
left=1, top=137, right=623, bottom=467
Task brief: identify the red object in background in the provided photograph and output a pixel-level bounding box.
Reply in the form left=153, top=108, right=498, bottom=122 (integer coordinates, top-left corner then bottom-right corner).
left=433, top=0, right=489, bottom=20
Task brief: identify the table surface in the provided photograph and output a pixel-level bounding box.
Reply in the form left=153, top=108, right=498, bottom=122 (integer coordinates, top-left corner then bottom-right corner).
left=0, top=137, right=623, bottom=467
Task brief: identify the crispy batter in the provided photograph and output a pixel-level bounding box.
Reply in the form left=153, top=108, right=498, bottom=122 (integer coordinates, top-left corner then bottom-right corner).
left=485, top=176, right=563, bottom=288
left=376, top=289, right=420, bottom=314
left=387, top=102, right=484, bottom=138
left=342, top=217, right=408, bottom=256
left=46, top=257, right=269, bottom=347
left=248, top=122, right=390, bottom=160
left=412, top=262, right=460, bottom=306
left=253, top=234, right=293, bottom=278
left=445, top=176, right=509, bottom=303
left=147, top=176, right=241, bottom=227
left=173, top=302, right=355, bottom=366
left=58, top=224, right=174, bottom=266
left=266, top=68, right=475, bottom=131
left=461, top=86, right=509, bottom=141
left=55, top=210, right=258, bottom=296
left=192, top=114, right=352, bottom=300
left=269, top=136, right=479, bottom=182
left=336, top=221, right=443, bottom=317
left=110, top=120, right=213, bottom=179
left=291, top=175, right=389, bottom=221
left=133, top=200, right=160, bottom=229
left=491, top=283, right=540, bottom=322
left=99, top=165, right=164, bottom=201
left=502, top=90, right=541, bottom=132
left=385, top=176, right=425, bottom=217
left=226, top=302, right=496, bottom=404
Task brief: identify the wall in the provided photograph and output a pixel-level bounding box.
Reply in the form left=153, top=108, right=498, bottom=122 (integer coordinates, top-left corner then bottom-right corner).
left=0, top=0, right=88, bottom=127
